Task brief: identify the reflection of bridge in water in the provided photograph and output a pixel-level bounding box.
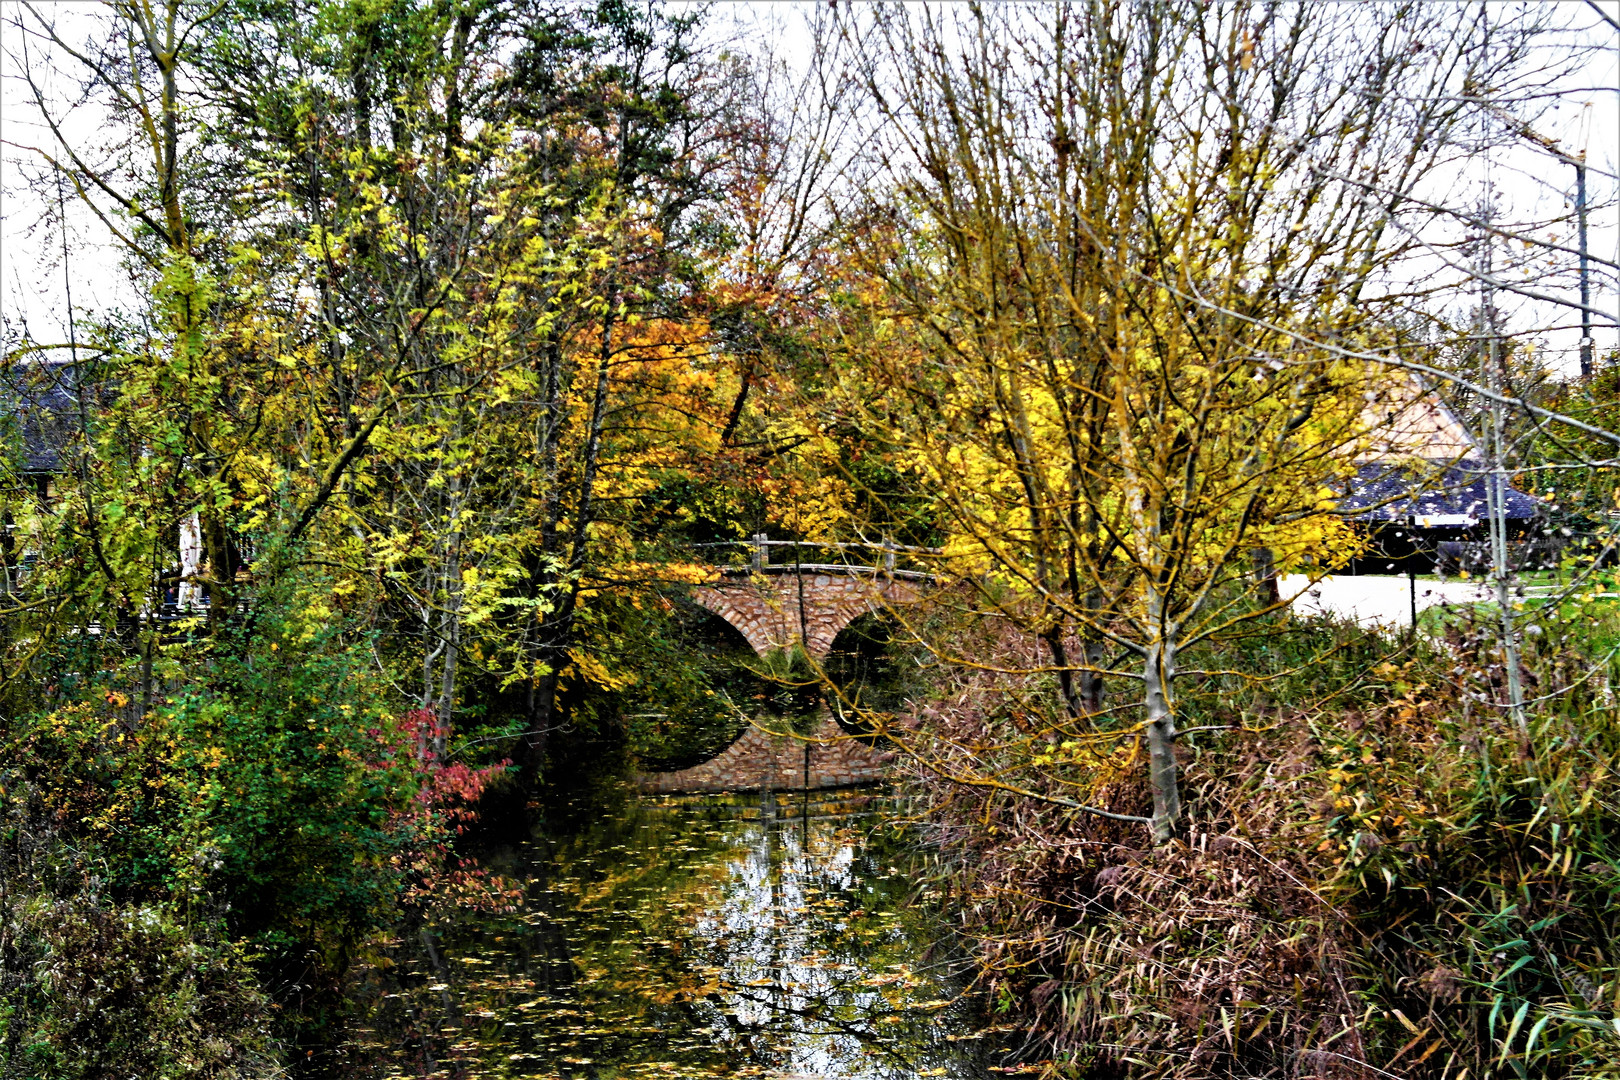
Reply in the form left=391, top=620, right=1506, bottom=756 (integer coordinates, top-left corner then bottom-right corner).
left=641, top=538, right=935, bottom=795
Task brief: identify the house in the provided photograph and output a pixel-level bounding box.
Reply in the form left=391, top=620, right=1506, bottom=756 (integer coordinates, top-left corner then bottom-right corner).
left=2, top=361, right=207, bottom=608
left=1336, top=371, right=1543, bottom=573
left=2, top=359, right=81, bottom=502
left=2, top=362, right=80, bottom=593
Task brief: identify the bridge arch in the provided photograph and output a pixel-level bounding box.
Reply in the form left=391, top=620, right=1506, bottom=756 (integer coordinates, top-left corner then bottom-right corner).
left=822, top=610, right=910, bottom=715
left=691, top=568, right=922, bottom=659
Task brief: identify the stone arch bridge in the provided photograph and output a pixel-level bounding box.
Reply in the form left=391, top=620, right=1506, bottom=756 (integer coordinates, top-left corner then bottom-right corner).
left=692, top=567, right=925, bottom=659
left=640, top=539, right=933, bottom=795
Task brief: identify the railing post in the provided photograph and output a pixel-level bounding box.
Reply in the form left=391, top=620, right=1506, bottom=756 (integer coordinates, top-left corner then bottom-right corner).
left=752, top=532, right=768, bottom=571
left=883, top=536, right=896, bottom=574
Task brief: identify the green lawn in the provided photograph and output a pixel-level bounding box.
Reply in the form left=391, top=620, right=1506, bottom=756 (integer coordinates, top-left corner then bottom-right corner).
left=1418, top=587, right=1620, bottom=658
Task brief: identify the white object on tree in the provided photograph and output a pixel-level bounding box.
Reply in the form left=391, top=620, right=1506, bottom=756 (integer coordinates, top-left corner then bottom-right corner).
left=179, top=511, right=203, bottom=611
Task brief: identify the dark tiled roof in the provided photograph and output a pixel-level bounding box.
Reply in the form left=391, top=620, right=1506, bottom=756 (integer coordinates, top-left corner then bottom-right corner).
left=2, top=362, right=83, bottom=474
left=1340, top=460, right=1541, bottom=522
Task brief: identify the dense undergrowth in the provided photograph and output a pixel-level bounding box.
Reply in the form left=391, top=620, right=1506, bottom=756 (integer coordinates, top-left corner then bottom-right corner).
left=0, top=575, right=511, bottom=1077
left=896, top=604, right=1620, bottom=1079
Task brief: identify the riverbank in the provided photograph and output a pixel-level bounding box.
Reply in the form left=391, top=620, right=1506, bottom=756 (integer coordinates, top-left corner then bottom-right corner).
left=890, top=610, right=1620, bottom=1078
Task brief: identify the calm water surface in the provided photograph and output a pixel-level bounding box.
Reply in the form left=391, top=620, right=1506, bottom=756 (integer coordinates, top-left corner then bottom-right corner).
left=325, top=787, right=1023, bottom=1079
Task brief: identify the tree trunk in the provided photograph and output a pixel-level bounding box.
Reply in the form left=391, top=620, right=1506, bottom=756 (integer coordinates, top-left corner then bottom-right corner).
left=179, top=512, right=204, bottom=612
left=436, top=617, right=458, bottom=760
left=1251, top=546, right=1280, bottom=607
left=203, top=512, right=236, bottom=633
left=1080, top=639, right=1107, bottom=717
left=512, top=332, right=567, bottom=788
left=1144, top=588, right=1181, bottom=844
left=434, top=534, right=462, bottom=761
left=1044, top=627, right=1083, bottom=720
left=516, top=293, right=617, bottom=790
left=517, top=666, right=560, bottom=787
left=1078, top=580, right=1108, bottom=717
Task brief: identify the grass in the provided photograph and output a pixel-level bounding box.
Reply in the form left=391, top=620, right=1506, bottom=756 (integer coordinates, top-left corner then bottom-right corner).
left=1416, top=585, right=1620, bottom=660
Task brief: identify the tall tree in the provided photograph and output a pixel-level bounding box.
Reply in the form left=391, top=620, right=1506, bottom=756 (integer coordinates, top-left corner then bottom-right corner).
left=834, top=0, right=1561, bottom=841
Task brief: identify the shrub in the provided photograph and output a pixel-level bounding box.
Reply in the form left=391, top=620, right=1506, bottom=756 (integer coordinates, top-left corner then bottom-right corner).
left=0, top=775, right=274, bottom=1079
left=0, top=571, right=508, bottom=1063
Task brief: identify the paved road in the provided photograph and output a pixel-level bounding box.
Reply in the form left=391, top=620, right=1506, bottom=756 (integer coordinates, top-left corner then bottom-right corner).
left=1279, top=573, right=1496, bottom=630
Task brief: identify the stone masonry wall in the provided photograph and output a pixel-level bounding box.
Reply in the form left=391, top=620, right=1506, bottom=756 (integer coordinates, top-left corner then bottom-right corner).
left=691, top=572, right=920, bottom=658
left=638, top=715, right=894, bottom=794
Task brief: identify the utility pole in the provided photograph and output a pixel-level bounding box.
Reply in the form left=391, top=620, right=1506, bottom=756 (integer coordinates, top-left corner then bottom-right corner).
left=1479, top=187, right=1529, bottom=735
left=1577, top=153, right=1594, bottom=378
left=1481, top=102, right=1595, bottom=378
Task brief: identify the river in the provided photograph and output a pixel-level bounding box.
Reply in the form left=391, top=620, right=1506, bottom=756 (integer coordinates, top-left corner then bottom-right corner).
left=317, top=785, right=1025, bottom=1079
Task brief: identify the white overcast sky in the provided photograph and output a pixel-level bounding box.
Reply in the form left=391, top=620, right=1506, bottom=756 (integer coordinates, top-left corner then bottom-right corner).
left=2, top=1, right=1618, bottom=373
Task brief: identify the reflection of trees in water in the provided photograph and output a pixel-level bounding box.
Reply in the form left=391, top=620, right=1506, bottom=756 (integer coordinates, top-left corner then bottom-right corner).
left=824, top=614, right=919, bottom=733
left=688, top=812, right=937, bottom=1076
left=624, top=600, right=763, bottom=771
left=631, top=601, right=828, bottom=771
left=323, top=795, right=987, bottom=1078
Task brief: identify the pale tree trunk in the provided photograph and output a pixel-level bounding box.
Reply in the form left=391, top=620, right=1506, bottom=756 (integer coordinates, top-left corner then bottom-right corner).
left=435, top=540, right=462, bottom=761
left=1143, top=586, right=1181, bottom=844
left=1478, top=204, right=1528, bottom=735
left=1121, top=411, right=1181, bottom=843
